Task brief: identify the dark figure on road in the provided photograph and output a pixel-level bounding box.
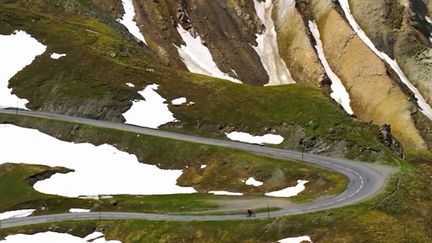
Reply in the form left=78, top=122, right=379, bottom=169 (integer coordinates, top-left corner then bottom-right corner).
left=247, top=209, right=253, bottom=217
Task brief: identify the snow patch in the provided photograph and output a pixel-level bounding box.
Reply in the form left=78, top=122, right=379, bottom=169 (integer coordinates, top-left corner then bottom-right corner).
left=50, top=53, right=66, bottom=59
left=278, top=236, right=312, bottom=243
left=0, top=124, right=196, bottom=197
left=265, top=180, right=308, bottom=198
left=83, top=232, right=104, bottom=241
left=122, top=84, right=177, bottom=129
left=0, top=209, right=35, bottom=220
left=226, top=131, right=284, bottom=145
left=245, top=177, right=263, bottom=187
left=253, top=0, right=295, bottom=85
left=308, top=21, right=354, bottom=115
left=171, top=97, right=187, bottom=106
left=117, top=0, right=147, bottom=44
left=338, top=0, right=432, bottom=120
left=125, top=83, right=135, bottom=88
left=0, top=30, right=46, bottom=109
left=209, top=191, right=243, bottom=196
left=176, top=25, right=241, bottom=83
left=69, top=208, right=91, bottom=213
left=0, top=231, right=121, bottom=243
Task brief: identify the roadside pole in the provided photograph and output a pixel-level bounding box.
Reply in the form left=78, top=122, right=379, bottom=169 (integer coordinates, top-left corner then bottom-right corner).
left=267, top=202, right=270, bottom=219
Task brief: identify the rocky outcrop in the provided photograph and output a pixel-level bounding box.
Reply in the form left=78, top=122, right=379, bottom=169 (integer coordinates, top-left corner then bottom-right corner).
left=130, top=0, right=271, bottom=85
left=300, top=0, right=428, bottom=149
left=378, top=124, right=404, bottom=157
left=274, top=1, right=325, bottom=86
left=347, top=0, right=432, bottom=148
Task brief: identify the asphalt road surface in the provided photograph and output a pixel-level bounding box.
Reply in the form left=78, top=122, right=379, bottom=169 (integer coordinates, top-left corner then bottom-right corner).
left=0, top=109, right=396, bottom=229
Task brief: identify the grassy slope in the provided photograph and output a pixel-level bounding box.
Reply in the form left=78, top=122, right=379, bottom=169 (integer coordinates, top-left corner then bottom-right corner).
left=0, top=114, right=347, bottom=213
left=1, top=156, right=432, bottom=242
left=0, top=0, right=398, bottom=162
left=0, top=164, right=217, bottom=215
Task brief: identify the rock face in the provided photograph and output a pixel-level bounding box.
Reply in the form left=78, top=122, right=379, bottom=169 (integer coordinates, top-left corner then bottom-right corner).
left=379, top=124, right=404, bottom=157
left=347, top=0, right=432, bottom=148
left=275, top=1, right=325, bottom=85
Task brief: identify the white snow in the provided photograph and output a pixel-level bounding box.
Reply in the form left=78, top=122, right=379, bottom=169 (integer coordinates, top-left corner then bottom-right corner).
left=117, top=0, right=147, bottom=44
left=308, top=21, right=354, bottom=115
left=252, top=0, right=295, bottom=85
left=0, top=231, right=121, bottom=243
left=83, top=232, right=104, bottom=241
left=278, top=236, right=312, bottom=243
left=226, top=131, right=284, bottom=145
left=125, top=82, right=135, bottom=88
left=171, top=97, right=187, bottom=106
left=50, top=53, right=66, bottom=59
left=265, top=180, right=308, bottom=198
left=0, top=30, right=46, bottom=109
left=0, top=209, right=35, bottom=220
left=176, top=25, right=241, bottom=83
left=0, top=124, right=196, bottom=198
left=68, top=208, right=91, bottom=213
left=338, top=0, right=432, bottom=120
left=209, top=191, right=243, bottom=196
left=200, top=165, right=207, bottom=169
left=245, top=177, right=263, bottom=187
left=122, top=84, right=177, bottom=129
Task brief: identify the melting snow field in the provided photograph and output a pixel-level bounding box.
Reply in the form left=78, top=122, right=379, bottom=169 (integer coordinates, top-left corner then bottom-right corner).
left=265, top=180, right=308, bottom=198
left=226, top=131, right=284, bottom=145
left=209, top=191, right=243, bottom=196
left=176, top=25, right=241, bottom=83
left=0, top=209, right=35, bottom=220
left=338, top=0, right=432, bottom=120
left=122, top=84, right=177, bottom=129
left=245, top=177, right=263, bottom=187
left=50, top=53, right=66, bottom=59
left=0, top=124, right=196, bottom=198
left=278, top=236, right=312, bottom=243
left=0, top=231, right=121, bottom=243
left=253, top=0, right=295, bottom=85
left=117, top=0, right=147, bottom=44
left=0, top=30, right=46, bottom=109
left=69, top=208, right=91, bottom=213
left=308, top=21, right=354, bottom=115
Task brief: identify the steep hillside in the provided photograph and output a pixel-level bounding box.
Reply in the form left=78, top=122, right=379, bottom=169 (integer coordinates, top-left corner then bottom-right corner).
left=0, top=0, right=407, bottom=161
left=74, top=0, right=432, bottom=152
